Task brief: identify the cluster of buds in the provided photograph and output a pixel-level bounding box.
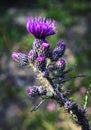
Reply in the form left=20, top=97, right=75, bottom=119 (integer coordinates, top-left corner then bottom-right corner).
left=12, top=17, right=66, bottom=91
left=12, top=17, right=90, bottom=130
left=26, top=86, right=47, bottom=97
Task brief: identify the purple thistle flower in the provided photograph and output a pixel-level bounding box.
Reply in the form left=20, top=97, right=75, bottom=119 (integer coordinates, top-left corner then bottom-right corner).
left=12, top=52, right=28, bottom=65
left=11, top=16, right=90, bottom=130
left=26, top=17, right=56, bottom=38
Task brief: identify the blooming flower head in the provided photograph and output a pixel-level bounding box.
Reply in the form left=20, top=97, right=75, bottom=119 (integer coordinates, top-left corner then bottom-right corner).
left=26, top=17, right=56, bottom=38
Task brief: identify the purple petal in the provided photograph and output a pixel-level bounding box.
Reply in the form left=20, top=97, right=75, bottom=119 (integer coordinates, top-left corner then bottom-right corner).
left=26, top=17, right=56, bottom=38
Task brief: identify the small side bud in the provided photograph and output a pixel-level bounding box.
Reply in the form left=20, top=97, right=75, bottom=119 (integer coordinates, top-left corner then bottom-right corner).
left=28, top=49, right=37, bottom=62
left=35, top=56, right=46, bottom=72
left=38, top=42, right=50, bottom=58
left=51, top=41, right=66, bottom=61
left=12, top=52, right=28, bottom=65
left=32, top=38, right=48, bottom=54
left=57, top=41, right=66, bottom=51
left=38, top=86, right=47, bottom=95
left=26, top=86, right=38, bottom=97
left=55, top=59, right=66, bottom=71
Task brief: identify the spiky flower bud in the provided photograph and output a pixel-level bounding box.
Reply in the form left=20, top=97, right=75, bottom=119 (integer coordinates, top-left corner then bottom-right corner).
left=55, top=59, right=65, bottom=71
left=38, top=86, right=47, bottom=95
left=38, top=42, right=50, bottom=58
left=12, top=52, right=28, bottom=65
left=28, top=49, right=37, bottom=62
left=32, top=38, right=48, bottom=54
left=26, top=86, right=38, bottom=97
left=42, top=69, right=49, bottom=78
left=51, top=41, right=66, bottom=61
left=35, top=56, right=46, bottom=72
left=27, top=86, right=47, bottom=97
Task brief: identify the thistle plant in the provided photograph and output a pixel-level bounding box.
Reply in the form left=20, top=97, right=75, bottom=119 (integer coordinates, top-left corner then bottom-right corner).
left=12, top=16, right=90, bottom=130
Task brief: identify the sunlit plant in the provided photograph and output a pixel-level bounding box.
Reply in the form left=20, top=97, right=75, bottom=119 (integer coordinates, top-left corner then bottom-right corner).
left=12, top=16, right=90, bottom=130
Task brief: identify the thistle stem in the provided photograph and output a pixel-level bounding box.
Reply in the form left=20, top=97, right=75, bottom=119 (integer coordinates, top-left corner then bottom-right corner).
left=47, top=77, right=90, bottom=130
left=54, top=89, right=90, bottom=130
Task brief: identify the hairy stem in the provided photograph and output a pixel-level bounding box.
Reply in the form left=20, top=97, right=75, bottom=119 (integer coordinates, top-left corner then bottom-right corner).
left=54, top=89, right=90, bottom=130
left=47, top=77, right=90, bottom=130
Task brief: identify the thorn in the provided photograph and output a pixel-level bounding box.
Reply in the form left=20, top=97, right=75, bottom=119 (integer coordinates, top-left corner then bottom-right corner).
left=31, top=98, right=48, bottom=112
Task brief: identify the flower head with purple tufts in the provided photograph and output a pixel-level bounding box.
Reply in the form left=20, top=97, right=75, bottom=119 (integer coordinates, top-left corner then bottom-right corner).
left=26, top=17, right=56, bottom=38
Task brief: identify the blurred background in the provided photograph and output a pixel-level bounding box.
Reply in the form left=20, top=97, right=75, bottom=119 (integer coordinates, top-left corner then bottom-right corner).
left=0, top=0, right=91, bottom=130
